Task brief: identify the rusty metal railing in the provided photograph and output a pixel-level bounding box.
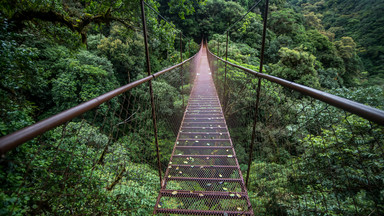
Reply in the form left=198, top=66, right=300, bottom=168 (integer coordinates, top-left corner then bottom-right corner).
left=207, top=38, right=384, bottom=216
left=0, top=1, right=202, bottom=215
left=0, top=48, right=202, bottom=215
left=208, top=51, right=384, bottom=126
left=0, top=54, right=200, bottom=155
left=206, top=0, right=384, bottom=214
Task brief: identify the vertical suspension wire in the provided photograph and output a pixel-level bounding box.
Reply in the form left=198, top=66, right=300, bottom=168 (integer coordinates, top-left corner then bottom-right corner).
left=246, top=0, right=269, bottom=187
left=206, top=0, right=384, bottom=213
left=0, top=1, right=202, bottom=214
left=140, top=0, right=162, bottom=186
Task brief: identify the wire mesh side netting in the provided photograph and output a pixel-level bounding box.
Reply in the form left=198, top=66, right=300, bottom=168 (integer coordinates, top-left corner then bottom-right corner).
left=1, top=86, right=158, bottom=214
left=0, top=48, right=201, bottom=216
left=207, top=48, right=384, bottom=215
left=155, top=46, right=254, bottom=215
left=0, top=1, right=204, bottom=214
left=0, top=64, right=201, bottom=215
left=153, top=47, right=202, bottom=178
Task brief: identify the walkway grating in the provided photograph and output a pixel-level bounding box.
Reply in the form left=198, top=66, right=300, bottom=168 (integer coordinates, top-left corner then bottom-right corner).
left=154, top=46, right=253, bottom=215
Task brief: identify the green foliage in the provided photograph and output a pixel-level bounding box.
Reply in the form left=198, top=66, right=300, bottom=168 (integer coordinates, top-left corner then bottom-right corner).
left=0, top=0, right=190, bottom=213
left=159, top=0, right=246, bottom=41
left=186, top=40, right=200, bottom=57
left=0, top=20, right=38, bottom=135
left=266, top=35, right=294, bottom=64
left=295, top=0, right=384, bottom=85
left=96, top=29, right=145, bottom=84
left=154, top=80, right=183, bottom=116
left=334, top=37, right=363, bottom=86
left=1, top=0, right=142, bottom=44
left=230, top=13, right=264, bottom=50
left=0, top=121, right=160, bottom=215
left=329, top=86, right=384, bottom=109
left=295, top=115, right=384, bottom=214
left=168, top=0, right=207, bottom=19
left=1, top=0, right=384, bottom=215
left=248, top=161, right=293, bottom=215
left=303, top=30, right=341, bottom=67
left=245, top=94, right=384, bottom=215
left=198, top=0, right=245, bottom=38
left=318, top=67, right=340, bottom=89
left=51, top=50, right=118, bottom=112
left=209, top=38, right=260, bottom=65
left=268, top=7, right=306, bottom=43
left=270, top=46, right=321, bottom=88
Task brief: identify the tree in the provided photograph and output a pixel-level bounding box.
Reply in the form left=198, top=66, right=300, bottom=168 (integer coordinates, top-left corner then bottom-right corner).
left=269, top=47, right=321, bottom=88
left=334, top=37, right=363, bottom=86
left=95, top=28, right=146, bottom=84
left=268, top=8, right=306, bottom=43
left=51, top=50, right=119, bottom=112
left=2, top=0, right=139, bottom=44
left=230, top=13, right=264, bottom=50
left=167, top=0, right=207, bottom=19
left=296, top=0, right=384, bottom=85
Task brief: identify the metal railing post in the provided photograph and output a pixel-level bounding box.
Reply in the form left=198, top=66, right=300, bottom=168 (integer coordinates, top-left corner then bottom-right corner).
left=180, top=32, right=184, bottom=109
left=140, top=0, right=162, bottom=187
left=223, top=31, right=229, bottom=112
left=246, top=0, right=269, bottom=187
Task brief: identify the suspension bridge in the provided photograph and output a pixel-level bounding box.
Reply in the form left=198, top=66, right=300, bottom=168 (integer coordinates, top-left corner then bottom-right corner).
left=1, top=0, right=384, bottom=215
left=154, top=46, right=252, bottom=214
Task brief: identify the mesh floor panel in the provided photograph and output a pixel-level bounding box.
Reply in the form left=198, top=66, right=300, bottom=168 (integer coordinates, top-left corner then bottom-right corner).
left=154, top=46, right=253, bottom=215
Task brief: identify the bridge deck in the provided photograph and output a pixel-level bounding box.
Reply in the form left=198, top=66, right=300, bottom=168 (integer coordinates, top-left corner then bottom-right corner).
left=154, top=46, right=253, bottom=215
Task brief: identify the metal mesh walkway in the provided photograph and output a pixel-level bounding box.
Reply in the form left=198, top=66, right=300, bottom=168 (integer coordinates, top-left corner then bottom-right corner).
left=154, top=46, right=253, bottom=215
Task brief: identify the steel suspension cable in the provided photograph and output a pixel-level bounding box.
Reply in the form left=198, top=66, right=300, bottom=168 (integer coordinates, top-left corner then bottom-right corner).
left=225, top=0, right=263, bottom=33
left=143, top=0, right=187, bottom=38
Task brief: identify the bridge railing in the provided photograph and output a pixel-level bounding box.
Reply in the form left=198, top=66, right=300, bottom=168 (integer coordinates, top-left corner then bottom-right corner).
left=0, top=35, right=202, bottom=216
left=207, top=46, right=384, bottom=215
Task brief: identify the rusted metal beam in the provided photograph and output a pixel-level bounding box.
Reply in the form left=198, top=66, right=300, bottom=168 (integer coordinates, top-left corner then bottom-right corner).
left=156, top=209, right=252, bottom=215
left=175, top=146, right=231, bottom=149
left=160, top=189, right=248, bottom=197
left=167, top=165, right=238, bottom=169
left=172, top=154, right=235, bottom=158
left=167, top=177, right=242, bottom=182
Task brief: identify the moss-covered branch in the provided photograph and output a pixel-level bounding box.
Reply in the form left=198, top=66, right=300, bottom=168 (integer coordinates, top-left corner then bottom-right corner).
left=106, top=167, right=126, bottom=191
left=10, top=9, right=134, bottom=43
